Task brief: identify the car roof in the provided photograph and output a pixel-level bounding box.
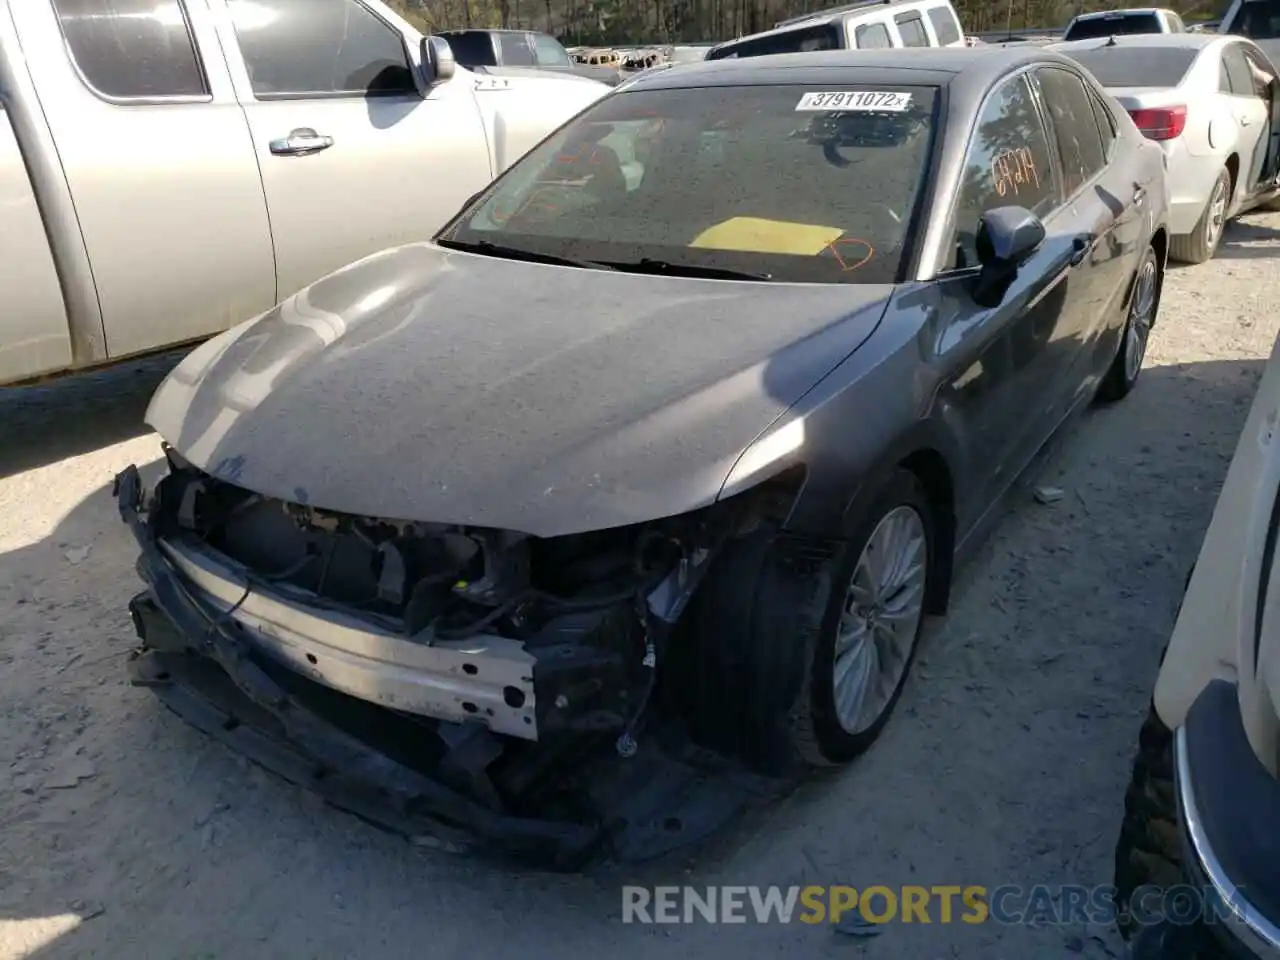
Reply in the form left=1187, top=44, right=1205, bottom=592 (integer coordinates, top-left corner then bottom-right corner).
left=774, top=0, right=940, bottom=28
left=625, top=45, right=1065, bottom=92
left=1052, top=33, right=1221, bottom=52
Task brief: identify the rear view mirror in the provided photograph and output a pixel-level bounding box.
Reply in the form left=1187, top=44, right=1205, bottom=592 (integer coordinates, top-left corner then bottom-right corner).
left=420, top=36, right=456, bottom=86
left=971, top=205, right=1045, bottom=308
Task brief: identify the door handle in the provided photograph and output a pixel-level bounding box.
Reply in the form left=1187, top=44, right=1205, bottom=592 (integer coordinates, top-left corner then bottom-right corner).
left=269, top=128, right=334, bottom=156
left=1069, top=234, right=1093, bottom=266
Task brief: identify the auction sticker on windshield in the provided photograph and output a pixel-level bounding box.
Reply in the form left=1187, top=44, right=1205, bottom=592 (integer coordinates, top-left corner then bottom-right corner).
left=794, top=91, right=913, bottom=112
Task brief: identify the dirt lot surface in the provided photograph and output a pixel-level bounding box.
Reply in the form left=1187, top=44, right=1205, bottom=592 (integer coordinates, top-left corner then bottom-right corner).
left=3, top=214, right=1280, bottom=959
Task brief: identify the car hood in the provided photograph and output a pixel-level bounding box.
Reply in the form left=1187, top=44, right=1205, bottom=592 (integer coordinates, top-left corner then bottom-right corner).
left=146, top=243, right=892, bottom=536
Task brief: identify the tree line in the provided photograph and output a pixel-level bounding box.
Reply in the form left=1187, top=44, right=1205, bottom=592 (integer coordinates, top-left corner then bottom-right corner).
left=388, top=0, right=1228, bottom=45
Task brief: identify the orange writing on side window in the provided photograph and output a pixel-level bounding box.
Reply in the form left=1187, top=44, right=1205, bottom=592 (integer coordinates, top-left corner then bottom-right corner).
left=991, top=148, right=1041, bottom=199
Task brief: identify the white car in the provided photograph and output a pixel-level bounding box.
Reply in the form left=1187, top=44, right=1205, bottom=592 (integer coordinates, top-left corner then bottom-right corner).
left=1062, top=7, right=1187, bottom=42
left=1054, top=33, right=1280, bottom=263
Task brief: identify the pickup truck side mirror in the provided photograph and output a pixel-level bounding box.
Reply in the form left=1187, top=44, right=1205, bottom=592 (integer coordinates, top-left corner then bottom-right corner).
left=971, top=205, right=1045, bottom=308
left=420, top=36, right=457, bottom=86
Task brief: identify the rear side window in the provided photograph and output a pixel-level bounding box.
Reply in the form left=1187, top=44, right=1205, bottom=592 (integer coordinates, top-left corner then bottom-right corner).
left=1064, top=47, right=1198, bottom=88
left=1037, top=68, right=1106, bottom=196
left=706, top=23, right=842, bottom=59
left=1089, top=88, right=1117, bottom=158
left=532, top=34, right=572, bottom=67
left=1224, top=43, right=1257, bottom=95
left=896, top=13, right=930, bottom=47
left=952, top=74, right=1058, bottom=268
left=52, top=0, right=208, bottom=100
left=228, top=0, right=416, bottom=99
left=854, top=22, right=893, bottom=49
left=499, top=33, right=537, bottom=66
left=1220, top=57, right=1234, bottom=93
left=926, top=5, right=962, bottom=45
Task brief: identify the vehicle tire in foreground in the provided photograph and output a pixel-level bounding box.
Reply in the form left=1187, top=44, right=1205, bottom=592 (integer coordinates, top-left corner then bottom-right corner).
left=680, top=469, right=935, bottom=771
left=1113, top=703, right=1227, bottom=958
left=1098, top=242, right=1161, bottom=403
left=1169, top=167, right=1231, bottom=265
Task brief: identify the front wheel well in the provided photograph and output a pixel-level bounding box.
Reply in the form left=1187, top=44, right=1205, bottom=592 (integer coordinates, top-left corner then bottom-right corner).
left=897, top=448, right=955, bottom=615
left=1225, top=152, right=1240, bottom=195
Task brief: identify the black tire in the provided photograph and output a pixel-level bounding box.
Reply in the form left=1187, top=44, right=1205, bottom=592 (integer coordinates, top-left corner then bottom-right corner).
left=1113, top=704, right=1227, bottom=958
left=1098, top=243, right=1161, bottom=403
left=680, top=469, right=935, bottom=771
left=789, top=469, right=934, bottom=766
left=1169, top=167, right=1232, bottom=264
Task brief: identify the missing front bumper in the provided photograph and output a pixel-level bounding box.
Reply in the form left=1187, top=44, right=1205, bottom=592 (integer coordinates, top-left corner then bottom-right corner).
left=115, top=463, right=784, bottom=868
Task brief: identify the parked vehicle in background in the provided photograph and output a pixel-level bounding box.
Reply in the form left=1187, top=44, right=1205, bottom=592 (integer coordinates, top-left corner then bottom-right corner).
left=116, top=44, right=1168, bottom=865
left=435, top=29, right=623, bottom=84
left=1062, top=8, right=1187, bottom=41
left=705, top=0, right=965, bottom=59
left=1054, top=34, right=1280, bottom=263
left=1220, top=0, right=1280, bottom=63
left=0, top=0, right=606, bottom=388
left=1113, top=325, right=1280, bottom=959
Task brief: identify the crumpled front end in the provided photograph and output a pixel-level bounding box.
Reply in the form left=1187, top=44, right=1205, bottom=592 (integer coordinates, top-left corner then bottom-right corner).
left=115, top=447, right=789, bottom=866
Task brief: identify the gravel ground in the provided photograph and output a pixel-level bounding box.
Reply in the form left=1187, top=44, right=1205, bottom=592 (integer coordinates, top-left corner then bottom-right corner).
left=3, top=213, right=1280, bottom=960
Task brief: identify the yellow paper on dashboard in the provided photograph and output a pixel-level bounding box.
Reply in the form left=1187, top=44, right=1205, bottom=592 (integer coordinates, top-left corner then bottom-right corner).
left=688, top=217, right=844, bottom=256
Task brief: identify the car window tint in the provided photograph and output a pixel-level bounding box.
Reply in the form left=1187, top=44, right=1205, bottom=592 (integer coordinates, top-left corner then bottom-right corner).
left=1037, top=68, right=1106, bottom=196
left=51, top=0, right=208, bottom=100
left=1089, top=88, right=1117, bottom=159
left=926, top=5, right=961, bottom=45
left=1064, top=47, right=1198, bottom=88
left=895, top=13, right=930, bottom=47
left=228, top=0, right=415, bottom=99
left=532, top=34, right=572, bottom=67
left=854, top=22, right=892, bottom=48
left=499, top=33, right=537, bottom=66
left=706, top=24, right=841, bottom=59
left=1224, top=44, right=1256, bottom=95
left=445, top=84, right=941, bottom=284
left=440, top=31, right=497, bottom=66
left=953, top=74, right=1057, bottom=269
left=1233, top=0, right=1280, bottom=39
left=1064, top=13, right=1161, bottom=40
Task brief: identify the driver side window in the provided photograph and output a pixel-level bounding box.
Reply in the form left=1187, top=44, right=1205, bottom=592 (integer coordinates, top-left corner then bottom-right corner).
left=950, top=74, right=1058, bottom=270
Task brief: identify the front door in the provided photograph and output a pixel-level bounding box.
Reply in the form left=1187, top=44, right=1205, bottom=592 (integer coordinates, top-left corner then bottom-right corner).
left=1034, top=66, right=1135, bottom=407
left=936, top=72, right=1083, bottom=504
left=12, top=0, right=276, bottom=358
left=211, top=0, right=494, bottom=300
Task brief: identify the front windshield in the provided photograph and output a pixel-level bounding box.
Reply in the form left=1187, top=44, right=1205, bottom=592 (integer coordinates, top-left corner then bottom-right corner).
left=1230, top=0, right=1280, bottom=39
left=437, top=84, right=940, bottom=284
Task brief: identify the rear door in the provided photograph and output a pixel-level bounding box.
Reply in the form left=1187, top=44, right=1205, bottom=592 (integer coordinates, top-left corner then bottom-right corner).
left=211, top=0, right=494, bottom=300
left=934, top=71, right=1080, bottom=501
left=1033, top=66, right=1136, bottom=407
left=10, top=0, right=275, bottom=358
left=1223, top=39, right=1271, bottom=194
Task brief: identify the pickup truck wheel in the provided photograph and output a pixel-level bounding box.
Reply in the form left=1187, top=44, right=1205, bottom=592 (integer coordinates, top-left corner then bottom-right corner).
left=1098, top=243, right=1160, bottom=403
left=1113, top=703, right=1228, bottom=958
left=1169, top=167, right=1232, bottom=265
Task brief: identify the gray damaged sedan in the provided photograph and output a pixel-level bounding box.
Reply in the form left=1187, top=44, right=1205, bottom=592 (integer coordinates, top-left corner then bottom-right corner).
left=116, top=46, right=1169, bottom=865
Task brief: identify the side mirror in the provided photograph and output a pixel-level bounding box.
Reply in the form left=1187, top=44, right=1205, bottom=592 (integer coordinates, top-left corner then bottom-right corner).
left=420, top=36, right=456, bottom=86
left=971, top=205, right=1045, bottom=308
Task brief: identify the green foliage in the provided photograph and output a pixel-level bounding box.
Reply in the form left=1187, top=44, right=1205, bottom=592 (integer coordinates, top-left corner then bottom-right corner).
left=386, top=0, right=1230, bottom=45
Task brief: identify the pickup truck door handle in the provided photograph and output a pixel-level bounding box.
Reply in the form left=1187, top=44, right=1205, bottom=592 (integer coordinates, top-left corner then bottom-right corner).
left=1069, top=234, right=1094, bottom=266
left=269, top=128, right=334, bottom=156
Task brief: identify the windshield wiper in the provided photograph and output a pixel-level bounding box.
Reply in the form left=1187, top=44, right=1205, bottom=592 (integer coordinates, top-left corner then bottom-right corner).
left=435, top=238, right=612, bottom=271
left=597, top=258, right=773, bottom=281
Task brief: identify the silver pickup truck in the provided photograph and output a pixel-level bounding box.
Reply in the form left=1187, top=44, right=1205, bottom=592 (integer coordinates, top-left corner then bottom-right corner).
left=0, top=0, right=606, bottom=386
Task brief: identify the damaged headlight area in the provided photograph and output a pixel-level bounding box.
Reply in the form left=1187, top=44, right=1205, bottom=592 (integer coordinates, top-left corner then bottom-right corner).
left=116, top=446, right=804, bottom=864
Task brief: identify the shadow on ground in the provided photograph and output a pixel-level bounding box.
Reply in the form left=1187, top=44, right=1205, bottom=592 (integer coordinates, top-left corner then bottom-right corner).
left=0, top=354, right=1266, bottom=960
left=1215, top=214, right=1280, bottom=261
left=0, top=350, right=187, bottom=481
